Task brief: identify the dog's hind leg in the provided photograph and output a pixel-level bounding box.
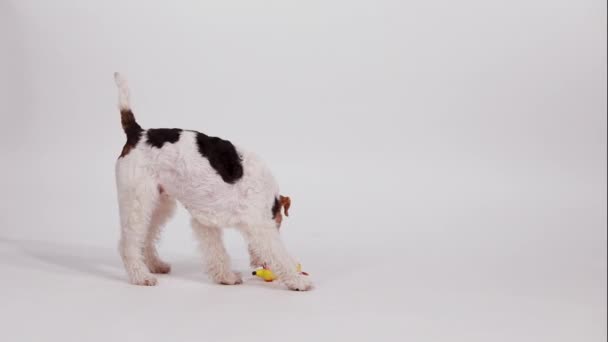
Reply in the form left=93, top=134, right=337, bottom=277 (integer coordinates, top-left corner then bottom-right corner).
left=116, top=167, right=161, bottom=286
left=144, top=189, right=176, bottom=274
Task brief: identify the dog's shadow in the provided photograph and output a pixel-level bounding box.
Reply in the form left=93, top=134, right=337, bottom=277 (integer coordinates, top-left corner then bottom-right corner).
left=0, top=237, right=127, bottom=283
left=0, top=237, right=273, bottom=288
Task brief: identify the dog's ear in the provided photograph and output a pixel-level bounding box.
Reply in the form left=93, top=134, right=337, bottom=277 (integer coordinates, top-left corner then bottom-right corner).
left=279, top=195, right=291, bottom=217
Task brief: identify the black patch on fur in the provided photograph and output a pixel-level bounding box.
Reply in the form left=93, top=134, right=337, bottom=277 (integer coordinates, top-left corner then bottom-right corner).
left=271, top=197, right=280, bottom=219
left=146, top=128, right=183, bottom=148
left=119, top=109, right=143, bottom=158
left=195, top=132, right=243, bottom=184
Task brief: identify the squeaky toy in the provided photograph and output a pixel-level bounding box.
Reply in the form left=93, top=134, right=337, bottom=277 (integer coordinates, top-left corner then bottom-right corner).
left=252, top=263, right=309, bottom=282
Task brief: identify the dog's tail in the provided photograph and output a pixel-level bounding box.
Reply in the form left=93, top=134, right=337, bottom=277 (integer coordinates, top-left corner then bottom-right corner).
left=114, top=72, right=142, bottom=137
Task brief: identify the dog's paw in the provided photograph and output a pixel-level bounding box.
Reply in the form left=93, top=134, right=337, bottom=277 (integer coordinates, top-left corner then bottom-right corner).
left=283, top=274, right=313, bottom=291
left=215, top=271, right=243, bottom=285
left=148, top=261, right=171, bottom=274
left=130, top=273, right=158, bottom=286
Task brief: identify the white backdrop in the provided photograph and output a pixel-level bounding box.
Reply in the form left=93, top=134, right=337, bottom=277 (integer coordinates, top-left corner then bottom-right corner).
left=0, top=1, right=606, bottom=341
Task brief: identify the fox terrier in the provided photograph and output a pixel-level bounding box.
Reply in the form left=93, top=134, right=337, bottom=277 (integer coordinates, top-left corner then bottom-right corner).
left=113, top=73, right=312, bottom=291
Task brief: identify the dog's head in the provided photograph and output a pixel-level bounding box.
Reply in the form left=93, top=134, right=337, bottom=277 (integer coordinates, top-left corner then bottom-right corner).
left=272, top=195, right=291, bottom=228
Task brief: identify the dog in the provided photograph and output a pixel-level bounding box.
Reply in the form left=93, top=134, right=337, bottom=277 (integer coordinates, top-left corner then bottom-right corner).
left=113, top=73, right=312, bottom=291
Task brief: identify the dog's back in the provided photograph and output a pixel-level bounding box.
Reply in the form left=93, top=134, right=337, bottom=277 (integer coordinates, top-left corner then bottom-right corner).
left=113, top=73, right=279, bottom=227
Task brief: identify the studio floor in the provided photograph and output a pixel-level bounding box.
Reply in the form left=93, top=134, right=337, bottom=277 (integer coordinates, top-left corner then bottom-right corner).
left=1, top=190, right=604, bottom=342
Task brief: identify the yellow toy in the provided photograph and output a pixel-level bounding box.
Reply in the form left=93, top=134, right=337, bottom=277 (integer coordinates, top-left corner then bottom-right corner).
left=251, top=266, right=277, bottom=282
left=252, top=263, right=309, bottom=282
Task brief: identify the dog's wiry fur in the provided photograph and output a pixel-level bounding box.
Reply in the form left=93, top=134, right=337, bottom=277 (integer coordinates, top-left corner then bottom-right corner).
left=113, top=73, right=311, bottom=291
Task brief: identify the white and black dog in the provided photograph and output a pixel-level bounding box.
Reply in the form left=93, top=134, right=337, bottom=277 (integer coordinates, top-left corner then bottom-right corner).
left=113, top=73, right=312, bottom=291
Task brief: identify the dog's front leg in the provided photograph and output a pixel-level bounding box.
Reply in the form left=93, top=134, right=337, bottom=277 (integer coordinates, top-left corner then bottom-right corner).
left=191, top=219, right=242, bottom=285
left=248, top=243, right=264, bottom=268
left=244, top=227, right=313, bottom=291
